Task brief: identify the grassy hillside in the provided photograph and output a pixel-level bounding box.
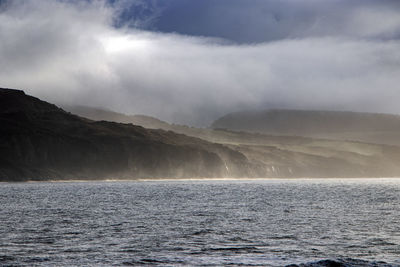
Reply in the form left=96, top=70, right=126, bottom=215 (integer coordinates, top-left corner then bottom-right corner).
left=211, top=109, right=400, bottom=146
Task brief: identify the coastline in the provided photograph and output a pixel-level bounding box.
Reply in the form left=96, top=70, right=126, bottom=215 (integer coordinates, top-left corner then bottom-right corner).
left=1, top=177, right=400, bottom=183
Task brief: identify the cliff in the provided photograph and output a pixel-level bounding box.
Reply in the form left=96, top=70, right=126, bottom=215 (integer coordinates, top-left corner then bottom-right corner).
left=0, top=88, right=252, bottom=181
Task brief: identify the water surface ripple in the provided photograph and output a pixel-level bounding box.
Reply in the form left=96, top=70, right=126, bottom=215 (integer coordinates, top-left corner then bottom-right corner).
left=1, top=179, right=400, bottom=266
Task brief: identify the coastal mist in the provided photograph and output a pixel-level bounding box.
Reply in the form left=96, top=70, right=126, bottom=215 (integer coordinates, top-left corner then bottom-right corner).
left=1, top=179, right=400, bottom=266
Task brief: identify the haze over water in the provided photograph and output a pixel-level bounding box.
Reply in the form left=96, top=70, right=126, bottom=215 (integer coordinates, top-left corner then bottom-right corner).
left=1, top=179, right=400, bottom=266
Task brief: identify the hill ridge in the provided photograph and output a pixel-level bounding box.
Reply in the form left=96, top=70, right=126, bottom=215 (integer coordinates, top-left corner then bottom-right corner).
left=211, top=108, right=400, bottom=146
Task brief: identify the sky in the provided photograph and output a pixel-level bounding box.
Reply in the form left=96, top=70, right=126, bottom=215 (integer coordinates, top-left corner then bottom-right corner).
left=0, top=0, right=400, bottom=126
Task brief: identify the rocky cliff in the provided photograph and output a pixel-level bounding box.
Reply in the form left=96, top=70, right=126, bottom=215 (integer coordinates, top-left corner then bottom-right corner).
left=0, top=88, right=252, bottom=181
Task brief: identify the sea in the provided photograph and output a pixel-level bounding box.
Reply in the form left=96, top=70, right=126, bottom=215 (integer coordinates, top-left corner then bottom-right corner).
left=1, top=179, right=400, bottom=267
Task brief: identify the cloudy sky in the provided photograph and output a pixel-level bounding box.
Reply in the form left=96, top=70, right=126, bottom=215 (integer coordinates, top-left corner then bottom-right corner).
left=0, top=0, right=399, bottom=126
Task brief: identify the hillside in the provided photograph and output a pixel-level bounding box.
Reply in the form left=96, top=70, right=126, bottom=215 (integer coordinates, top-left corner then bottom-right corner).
left=0, top=88, right=255, bottom=181
left=211, top=109, right=400, bottom=146
left=64, top=104, right=400, bottom=178
left=62, top=105, right=172, bottom=130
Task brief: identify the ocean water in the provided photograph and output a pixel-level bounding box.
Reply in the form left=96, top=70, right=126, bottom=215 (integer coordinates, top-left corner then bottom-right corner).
left=1, top=179, right=400, bottom=267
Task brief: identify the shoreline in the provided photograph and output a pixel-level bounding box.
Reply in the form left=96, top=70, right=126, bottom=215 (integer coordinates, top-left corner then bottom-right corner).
left=1, top=177, right=400, bottom=183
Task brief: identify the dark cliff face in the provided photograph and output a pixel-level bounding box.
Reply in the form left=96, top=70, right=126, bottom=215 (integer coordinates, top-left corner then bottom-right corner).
left=0, top=88, right=253, bottom=181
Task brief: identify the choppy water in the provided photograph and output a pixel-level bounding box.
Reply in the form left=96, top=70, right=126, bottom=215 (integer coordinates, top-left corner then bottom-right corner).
left=1, top=179, right=400, bottom=266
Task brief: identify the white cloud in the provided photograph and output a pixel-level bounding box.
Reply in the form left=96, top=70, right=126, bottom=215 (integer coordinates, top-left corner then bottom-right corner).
left=0, top=0, right=400, bottom=126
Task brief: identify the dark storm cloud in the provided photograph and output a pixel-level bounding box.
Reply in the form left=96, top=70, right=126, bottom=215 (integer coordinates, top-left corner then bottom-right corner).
left=115, top=0, right=400, bottom=43
left=0, top=0, right=400, bottom=126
